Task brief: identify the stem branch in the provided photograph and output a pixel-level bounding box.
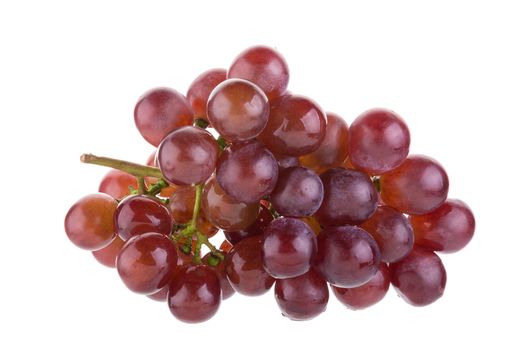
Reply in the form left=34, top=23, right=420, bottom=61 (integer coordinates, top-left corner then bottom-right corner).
left=80, top=153, right=163, bottom=179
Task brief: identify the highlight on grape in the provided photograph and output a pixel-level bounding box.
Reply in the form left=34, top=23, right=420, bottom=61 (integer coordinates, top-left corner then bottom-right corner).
left=65, top=45, right=475, bottom=323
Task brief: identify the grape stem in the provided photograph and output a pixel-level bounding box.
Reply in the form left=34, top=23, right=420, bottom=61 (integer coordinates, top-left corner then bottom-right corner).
left=80, top=153, right=164, bottom=179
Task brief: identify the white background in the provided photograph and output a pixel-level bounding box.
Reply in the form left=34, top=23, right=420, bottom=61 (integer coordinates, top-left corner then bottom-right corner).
left=1, top=1, right=523, bottom=349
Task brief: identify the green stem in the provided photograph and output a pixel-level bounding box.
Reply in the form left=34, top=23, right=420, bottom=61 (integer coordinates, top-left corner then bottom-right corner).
left=190, top=184, right=203, bottom=228
left=137, top=176, right=146, bottom=195
left=80, top=153, right=164, bottom=179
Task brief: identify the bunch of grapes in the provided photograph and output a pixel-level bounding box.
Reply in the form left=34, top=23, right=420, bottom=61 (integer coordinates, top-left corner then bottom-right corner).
left=64, top=46, right=475, bottom=323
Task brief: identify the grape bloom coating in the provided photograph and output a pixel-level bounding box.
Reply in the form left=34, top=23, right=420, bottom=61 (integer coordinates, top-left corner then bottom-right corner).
left=65, top=45, right=475, bottom=324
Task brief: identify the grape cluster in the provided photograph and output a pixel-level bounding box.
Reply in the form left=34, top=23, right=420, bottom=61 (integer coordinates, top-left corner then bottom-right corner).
left=65, top=46, right=475, bottom=323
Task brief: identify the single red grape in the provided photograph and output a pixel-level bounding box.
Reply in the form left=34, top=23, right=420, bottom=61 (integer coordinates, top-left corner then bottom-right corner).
left=299, top=112, right=349, bottom=174
left=187, top=68, right=227, bottom=121
left=314, top=225, right=380, bottom=288
left=157, top=126, right=218, bottom=186
left=360, top=206, right=414, bottom=263
left=216, top=141, right=278, bottom=203
left=98, top=169, right=137, bottom=200
left=380, top=155, right=449, bottom=215
left=314, top=168, right=378, bottom=226
left=270, top=166, right=324, bottom=217
left=225, top=235, right=275, bottom=296
left=228, top=46, right=289, bottom=100
left=65, top=193, right=117, bottom=250
left=274, top=269, right=329, bottom=321
left=168, top=265, right=221, bottom=323
left=410, top=199, right=475, bottom=253
left=116, top=232, right=178, bottom=295
left=92, top=235, right=125, bottom=268
left=224, top=204, right=273, bottom=244
left=201, top=176, right=260, bottom=231
left=262, top=218, right=317, bottom=278
left=258, top=95, right=326, bottom=156
left=347, top=108, right=410, bottom=175
left=207, top=78, right=269, bottom=142
left=134, top=87, right=194, bottom=147
left=114, top=194, right=173, bottom=241
left=331, top=263, right=390, bottom=310
left=390, top=246, right=447, bottom=306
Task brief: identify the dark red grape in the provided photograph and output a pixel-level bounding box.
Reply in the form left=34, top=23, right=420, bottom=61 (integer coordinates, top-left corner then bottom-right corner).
left=157, top=126, right=218, bottom=186
left=410, top=199, right=475, bottom=253
left=147, top=286, right=170, bottom=302
left=262, top=218, right=317, bottom=278
left=390, top=246, right=447, bottom=306
left=207, top=78, right=269, bottom=142
left=331, top=263, right=390, bottom=310
left=116, top=232, right=177, bottom=294
left=274, top=269, right=329, bottom=321
left=92, top=235, right=125, bottom=268
left=380, top=155, right=449, bottom=215
left=201, top=176, right=260, bottom=231
left=114, top=194, right=173, bottom=241
left=224, top=204, right=273, bottom=244
left=314, top=168, right=378, bottom=226
left=258, top=95, right=326, bottom=156
left=228, top=46, right=289, bottom=100
left=348, top=108, right=410, bottom=175
left=270, top=166, right=324, bottom=217
left=314, top=225, right=380, bottom=288
left=360, top=206, right=414, bottom=263
left=98, top=169, right=137, bottom=200
left=299, top=112, right=349, bottom=174
left=168, top=265, right=221, bottom=323
left=134, top=87, right=194, bottom=146
left=225, top=235, right=275, bottom=296
left=216, top=141, right=278, bottom=203
left=65, top=193, right=117, bottom=250
left=203, top=252, right=235, bottom=300
left=187, top=68, right=227, bottom=121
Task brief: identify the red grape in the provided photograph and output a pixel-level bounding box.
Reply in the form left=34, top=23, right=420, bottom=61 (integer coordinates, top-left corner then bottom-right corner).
left=187, top=68, right=227, bottom=121
left=258, top=95, right=326, bottom=156
left=228, top=46, right=289, bottom=100
left=116, top=232, right=178, bottom=294
left=360, top=206, right=414, bottom=263
left=157, top=126, right=218, bottom=186
left=331, top=263, right=390, bottom=310
left=203, top=253, right=235, bottom=300
left=270, top=166, right=324, bottom=217
left=262, top=218, right=317, bottom=278
left=216, top=141, right=278, bottom=203
left=168, top=265, right=221, bottom=323
left=299, top=112, right=349, bottom=174
left=410, top=199, right=475, bottom=253
left=98, top=169, right=137, bottom=200
left=390, top=246, right=447, bottom=306
left=314, top=168, right=378, bottom=226
left=201, top=176, right=260, bottom=231
left=92, top=235, right=125, bottom=268
left=114, top=194, right=173, bottom=241
left=380, top=155, right=449, bottom=215
left=134, top=87, right=194, bottom=147
left=147, top=286, right=170, bottom=302
left=274, top=269, right=329, bottom=321
left=225, top=235, right=275, bottom=296
left=207, top=78, right=269, bottom=142
left=220, top=240, right=233, bottom=253
left=314, top=225, right=380, bottom=288
left=348, top=108, right=410, bottom=175
left=224, top=204, right=273, bottom=244
left=65, top=193, right=117, bottom=250
left=300, top=216, right=322, bottom=235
